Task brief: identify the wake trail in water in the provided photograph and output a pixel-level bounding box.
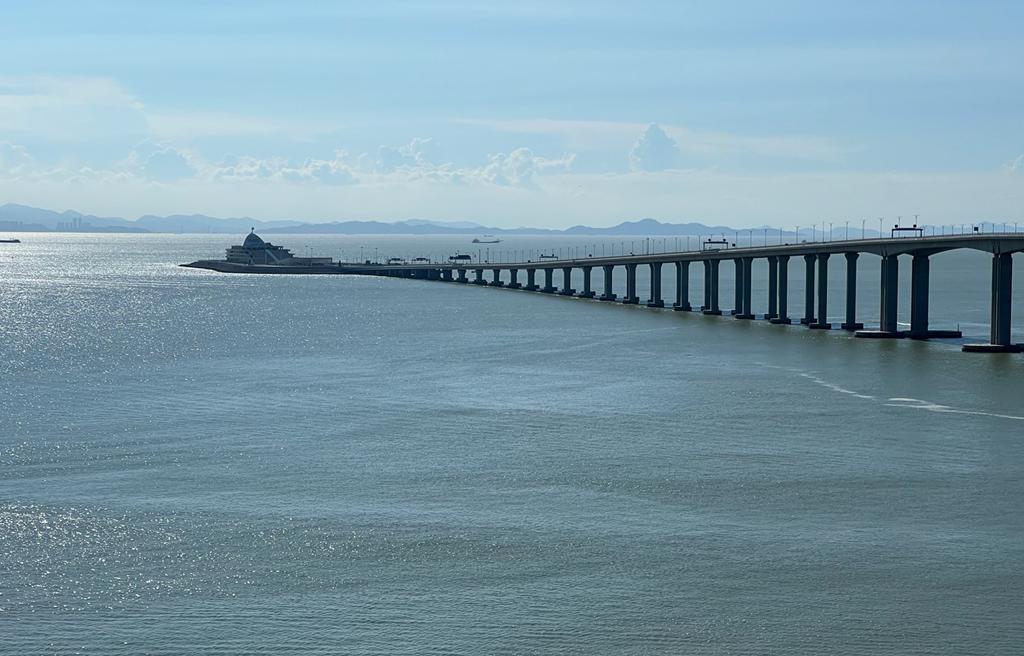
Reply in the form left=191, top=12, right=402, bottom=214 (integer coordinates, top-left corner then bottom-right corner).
left=756, top=363, right=1024, bottom=421
left=884, top=398, right=1024, bottom=421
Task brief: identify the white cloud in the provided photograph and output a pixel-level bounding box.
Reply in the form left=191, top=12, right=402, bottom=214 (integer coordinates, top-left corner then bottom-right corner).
left=1006, top=154, right=1024, bottom=173
left=478, top=147, right=574, bottom=186
left=629, top=123, right=681, bottom=172
left=459, top=117, right=849, bottom=163
left=208, top=151, right=358, bottom=185
left=370, top=138, right=573, bottom=187
left=374, top=137, right=441, bottom=173
left=0, top=142, right=34, bottom=177
left=0, top=75, right=148, bottom=141
left=146, top=110, right=340, bottom=140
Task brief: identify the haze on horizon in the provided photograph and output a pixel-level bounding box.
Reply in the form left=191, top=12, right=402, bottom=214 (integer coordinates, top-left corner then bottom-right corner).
left=1, top=1, right=1022, bottom=229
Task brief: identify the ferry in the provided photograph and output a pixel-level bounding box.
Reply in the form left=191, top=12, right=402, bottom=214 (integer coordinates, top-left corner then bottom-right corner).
left=472, top=235, right=502, bottom=244
left=0, top=238, right=21, bottom=243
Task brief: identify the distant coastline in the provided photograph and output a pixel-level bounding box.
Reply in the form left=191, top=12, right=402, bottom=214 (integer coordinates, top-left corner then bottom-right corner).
left=5, top=201, right=1008, bottom=239
left=0, top=201, right=740, bottom=236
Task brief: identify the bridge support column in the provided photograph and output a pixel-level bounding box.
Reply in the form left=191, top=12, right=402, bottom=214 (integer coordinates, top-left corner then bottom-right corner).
left=858, top=255, right=901, bottom=337
left=909, top=254, right=930, bottom=338
left=765, top=256, right=778, bottom=319
left=770, top=256, right=791, bottom=324
left=525, top=269, right=538, bottom=291
left=964, top=254, right=1019, bottom=352
left=841, top=253, right=863, bottom=330
left=732, top=259, right=744, bottom=315
left=810, top=254, right=831, bottom=329
left=736, top=257, right=754, bottom=319
left=703, top=260, right=722, bottom=315
left=490, top=268, right=504, bottom=287
left=647, top=262, right=664, bottom=307
left=673, top=261, right=691, bottom=311
left=599, top=265, right=617, bottom=301
left=801, top=254, right=817, bottom=325
left=441, top=269, right=453, bottom=282
left=880, top=255, right=899, bottom=334
left=473, top=268, right=487, bottom=285
left=541, top=268, right=556, bottom=293
left=559, top=267, right=576, bottom=295
left=622, top=264, right=639, bottom=304
left=457, top=268, right=468, bottom=283
left=507, top=269, right=521, bottom=289
left=577, top=266, right=595, bottom=298
left=702, top=261, right=711, bottom=310
left=427, top=269, right=440, bottom=280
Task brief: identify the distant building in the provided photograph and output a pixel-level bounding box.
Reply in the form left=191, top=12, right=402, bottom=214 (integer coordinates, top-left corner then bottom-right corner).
left=225, top=230, right=332, bottom=266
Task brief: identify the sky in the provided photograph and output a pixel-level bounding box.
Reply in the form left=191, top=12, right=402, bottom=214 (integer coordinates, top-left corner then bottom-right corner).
left=0, top=0, right=1022, bottom=228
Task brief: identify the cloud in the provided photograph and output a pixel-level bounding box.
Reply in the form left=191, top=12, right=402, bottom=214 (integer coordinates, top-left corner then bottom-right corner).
left=1007, top=154, right=1024, bottom=173
left=0, top=142, right=34, bottom=178
left=0, top=75, right=148, bottom=141
left=375, top=137, right=440, bottom=173
left=462, top=117, right=849, bottom=164
left=371, top=138, right=573, bottom=187
left=629, top=123, right=681, bottom=172
left=478, top=148, right=574, bottom=187
left=209, top=151, right=358, bottom=185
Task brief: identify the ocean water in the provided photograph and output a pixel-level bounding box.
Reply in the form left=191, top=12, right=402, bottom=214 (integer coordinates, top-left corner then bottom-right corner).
left=1, top=233, right=1023, bottom=655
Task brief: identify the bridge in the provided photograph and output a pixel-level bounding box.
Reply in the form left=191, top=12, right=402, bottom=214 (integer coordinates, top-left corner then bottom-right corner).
left=347, top=234, right=1024, bottom=353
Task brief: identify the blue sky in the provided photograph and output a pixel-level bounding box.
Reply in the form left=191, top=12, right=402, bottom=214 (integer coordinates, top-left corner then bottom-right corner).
left=1, top=1, right=1022, bottom=227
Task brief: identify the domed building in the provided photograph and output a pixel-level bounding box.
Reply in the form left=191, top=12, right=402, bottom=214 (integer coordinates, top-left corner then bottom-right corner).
left=223, top=229, right=334, bottom=266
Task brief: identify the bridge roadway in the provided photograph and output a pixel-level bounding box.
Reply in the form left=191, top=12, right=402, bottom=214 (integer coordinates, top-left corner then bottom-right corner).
left=347, top=233, right=1024, bottom=353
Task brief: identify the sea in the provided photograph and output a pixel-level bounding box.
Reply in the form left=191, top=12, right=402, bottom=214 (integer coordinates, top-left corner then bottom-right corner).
left=1, top=233, right=1022, bottom=655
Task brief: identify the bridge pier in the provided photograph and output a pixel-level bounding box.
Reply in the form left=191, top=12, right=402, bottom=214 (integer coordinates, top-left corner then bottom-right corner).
left=489, top=268, right=504, bottom=286
left=559, top=267, right=576, bottom=295
left=541, top=268, right=556, bottom=293
left=770, top=256, right=791, bottom=324
left=731, top=259, right=744, bottom=315
left=702, top=260, right=722, bottom=315
left=457, top=268, right=468, bottom=283
left=507, top=268, right=521, bottom=289
left=647, top=262, right=664, bottom=307
left=525, top=269, right=538, bottom=291
left=599, top=265, right=617, bottom=301
left=841, top=253, right=863, bottom=330
left=964, top=253, right=1020, bottom=352
left=909, top=254, right=929, bottom=338
left=736, top=257, right=754, bottom=319
left=856, top=255, right=901, bottom=338
left=765, top=256, right=778, bottom=319
left=427, top=269, right=440, bottom=280
left=622, top=263, right=639, bottom=304
left=441, top=269, right=453, bottom=282
left=472, top=268, right=487, bottom=285
left=881, top=255, right=899, bottom=334
left=810, top=254, right=831, bottom=329
left=577, top=266, right=595, bottom=298
left=673, top=261, right=691, bottom=310
left=801, top=254, right=817, bottom=325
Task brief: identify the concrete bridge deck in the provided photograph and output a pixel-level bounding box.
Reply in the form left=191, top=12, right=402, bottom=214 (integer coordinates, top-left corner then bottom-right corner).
left=354, top=234, right=1024, bottom=353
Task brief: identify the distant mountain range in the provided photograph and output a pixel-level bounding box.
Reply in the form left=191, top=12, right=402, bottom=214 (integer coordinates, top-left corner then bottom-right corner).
left=0, top=202, right=746, bottom=236
left=11, top=201, right=986, bottom=238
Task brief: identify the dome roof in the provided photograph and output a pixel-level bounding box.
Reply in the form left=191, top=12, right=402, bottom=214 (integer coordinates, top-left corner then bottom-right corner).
left=242, top=231, right=266, bottom=249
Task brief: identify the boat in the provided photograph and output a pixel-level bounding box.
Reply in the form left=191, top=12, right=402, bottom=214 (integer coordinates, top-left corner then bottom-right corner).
left=472, top=235, right=502, bottom=244
left=0, top=238, right=21, bottom=243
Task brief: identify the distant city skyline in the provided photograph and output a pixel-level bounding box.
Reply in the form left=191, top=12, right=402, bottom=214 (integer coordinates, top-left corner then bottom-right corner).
left=1, top=1, right=1023, bottom=227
